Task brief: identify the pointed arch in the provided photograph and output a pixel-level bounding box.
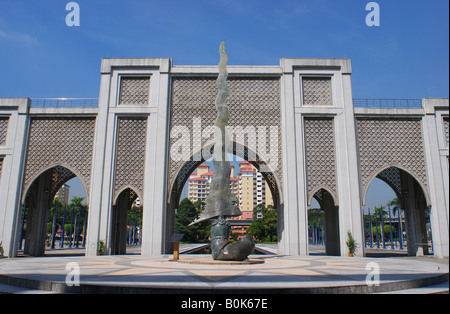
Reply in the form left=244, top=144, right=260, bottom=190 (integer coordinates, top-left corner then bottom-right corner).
left=22, top=163, right=90, bottom=205
left=362, top=164, right=431, bottom=207
left=168, top=140, right=283, bottom=208
left=308, top=186, right=339, bottom=207
left=113, top=185, right=142, bottom=206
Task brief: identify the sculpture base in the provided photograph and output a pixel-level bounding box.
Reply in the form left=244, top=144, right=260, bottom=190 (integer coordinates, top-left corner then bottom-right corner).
left=177, top=257, right=265, bottom=265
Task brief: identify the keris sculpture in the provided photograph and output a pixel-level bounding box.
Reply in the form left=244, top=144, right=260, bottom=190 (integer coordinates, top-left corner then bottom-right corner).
left=190, top=42, right=255, bottom=261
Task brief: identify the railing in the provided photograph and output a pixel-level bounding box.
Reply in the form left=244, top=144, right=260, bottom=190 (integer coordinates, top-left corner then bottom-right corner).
left=353, top=98, right=422, bottom=109
left=29, top=98, right=423, bottom=109
left=30, top=98, right=98, bottom=108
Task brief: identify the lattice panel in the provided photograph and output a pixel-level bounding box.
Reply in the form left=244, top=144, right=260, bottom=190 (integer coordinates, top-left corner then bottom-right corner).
left=0, top=117, right=9, bottom=145
left=51, top=166, right=76, bottom=197
left=113, top=117, right=148, bottom=203
left=444, top=117, right=449, bottom=147
left=169, top=77, right=282, bottom=200
left=302, top=77, right=332, bottom=106
left=24, top=118, right=96, bottom=198
left=377, top=167, right=403, bottom=198
left=304, top=118, right=337, bottom=203
left=356, top=118, right=429, bottom=198
left=119, top=77, right=150, bottom=105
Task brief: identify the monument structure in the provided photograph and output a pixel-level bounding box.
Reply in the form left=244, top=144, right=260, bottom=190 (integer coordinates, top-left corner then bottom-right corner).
left=0, top=47, right=448, bottom=259
left=189, top=42, right=255, bottom=261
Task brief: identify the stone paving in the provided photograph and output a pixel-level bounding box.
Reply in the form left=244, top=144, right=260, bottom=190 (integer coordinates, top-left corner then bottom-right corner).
left=0, top=253, right=448, bottom=294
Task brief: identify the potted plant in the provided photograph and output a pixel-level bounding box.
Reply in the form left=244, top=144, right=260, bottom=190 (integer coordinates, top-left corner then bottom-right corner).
left=97, top=239, right=105, bottom=256
left=0, top=242, right=4, bottom=257
left=346, top=231, right=357, bottom=257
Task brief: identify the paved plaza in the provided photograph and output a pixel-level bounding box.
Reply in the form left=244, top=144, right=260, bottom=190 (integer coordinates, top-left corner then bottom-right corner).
left=0, top=252, right=447, bottom=294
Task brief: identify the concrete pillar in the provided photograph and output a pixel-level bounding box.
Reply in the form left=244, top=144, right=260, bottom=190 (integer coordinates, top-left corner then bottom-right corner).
left=401, top=171, right=428, bottom=256
left=0, top=99, right=30, bottom=258
left=141, top=59, right=171, bottom=256
left=26, top=170, right=52, bottom=256
left=85, top=73, right=111, bottom=257
left=334, top=67, right=365, bottom=257
left=110, top=190, right=131, bottom=255
left=323, top=191, right=340, bottom=256
left=421, top=99, right=449, bottom=258
left=279, top=60, right=303, bottom=256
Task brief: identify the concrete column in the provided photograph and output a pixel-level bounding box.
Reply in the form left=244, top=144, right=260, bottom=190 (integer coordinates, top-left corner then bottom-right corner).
left=421, top=99, right=449, bottom=258
left=27, top=171, right=52, bottom=256
left=141, top=63, right=171, bottom=256
left=279, top=61, right=302, bottom=256
left=85, top=73, right=111, bottom=256
left=334, top=71, right=365, bottom=257
left=323, top=191, right=340, bottom=256
left=0, top=99, right=30, bottom=258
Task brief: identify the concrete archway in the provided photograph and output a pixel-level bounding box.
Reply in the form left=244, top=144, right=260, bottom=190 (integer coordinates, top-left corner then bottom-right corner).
left=164, top=142, right=283, bottom=254
left=20, top=165, right=89, bottom=257
left=110, top=187, right=140, bottom=255
left=364, top=166, right=432, bottom=256
left=310, top=188, right=340, bottom=256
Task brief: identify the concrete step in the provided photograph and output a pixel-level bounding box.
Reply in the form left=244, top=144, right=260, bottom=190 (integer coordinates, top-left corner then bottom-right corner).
left=0, top=283, right=59, bottom=294
left=375, top=281, right=449, bottom=294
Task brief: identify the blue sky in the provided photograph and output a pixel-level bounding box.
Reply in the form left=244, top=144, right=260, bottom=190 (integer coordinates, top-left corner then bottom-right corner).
left=1, top=0, right=448, bottom=99
left=1, top=0, right=448, bottom=208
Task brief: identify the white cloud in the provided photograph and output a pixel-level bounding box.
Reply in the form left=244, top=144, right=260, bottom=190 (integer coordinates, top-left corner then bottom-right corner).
left=0, top=30, right=38, bottom=45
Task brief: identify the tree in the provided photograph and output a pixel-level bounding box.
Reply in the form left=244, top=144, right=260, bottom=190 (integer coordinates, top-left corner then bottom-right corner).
left=175, top=198, right=209, bottom=243
left=248, top=205, right=277, bottom=243
left=68, top=196, right=88, bottom=246
left=128, top=205, right=143, bottom=225
left=388, top=197, right=401, bottom=216
left=48, top=196, right=64, bottom=234
left=308, top=208, right=324, bottom=225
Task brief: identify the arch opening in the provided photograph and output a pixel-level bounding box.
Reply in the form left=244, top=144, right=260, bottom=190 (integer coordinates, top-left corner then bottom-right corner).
left=110, top=187, right=142, bottom=255
left=308, top=189, right=340, bottom=256
left=363, top=167, right=433, bottom=257
left=166, top=143, right=282, bottom=255
left=18, top=166, right=88, bottom=257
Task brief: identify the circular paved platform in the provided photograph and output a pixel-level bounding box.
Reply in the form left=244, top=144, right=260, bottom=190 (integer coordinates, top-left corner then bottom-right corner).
left=177, top=257, right=265, bottom=265
left=0, top=255, right=448, bottom=294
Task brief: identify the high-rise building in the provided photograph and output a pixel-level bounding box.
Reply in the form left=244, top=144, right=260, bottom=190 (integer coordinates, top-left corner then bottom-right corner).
left=55, top=184, right=71, bottom=205
left=187, top=161, right=273, bottom=237
left=237, top=161, right=273, bottom=218
left=187, top=163, right=239, bottom=203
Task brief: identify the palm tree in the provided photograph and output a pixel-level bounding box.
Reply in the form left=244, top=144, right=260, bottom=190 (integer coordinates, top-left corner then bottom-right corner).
left=50, top=196, right=64, bottom=248
left=388, top=197, right=404, bottom=249
left=68, top=197, right=88, bottom=247
left=374, top=205, right=388, bottom=218
left=388, top=197, right=401, bottom=216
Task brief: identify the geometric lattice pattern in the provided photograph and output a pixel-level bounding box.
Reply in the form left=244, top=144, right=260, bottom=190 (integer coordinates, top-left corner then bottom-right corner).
left=0, top=117, right=9, bottom=145
left=113, top=117, right=148, bottom=203
left=356, top=118, right=429, bottom=200
left=170, top=76, right=282, bottom=201
left=304, top=118, right=337, bottom=204
left=119, top=77, right=150, bottom=105
left=302, top=77, right=332, bottom=106
left=50, top=166, right=76, bottom=197
left=377, top=167, right=403, bottom=199
left=444, top=117, right=449, bottom=147
left=23, top=118, right=96, bottom=199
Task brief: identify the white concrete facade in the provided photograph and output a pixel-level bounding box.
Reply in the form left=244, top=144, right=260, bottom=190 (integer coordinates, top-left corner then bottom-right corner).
left=0, top=58, right=448, bottom=258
